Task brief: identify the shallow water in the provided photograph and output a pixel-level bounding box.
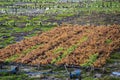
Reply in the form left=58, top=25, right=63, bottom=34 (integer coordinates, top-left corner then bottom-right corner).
left=0, top=64, right=120, bottom=79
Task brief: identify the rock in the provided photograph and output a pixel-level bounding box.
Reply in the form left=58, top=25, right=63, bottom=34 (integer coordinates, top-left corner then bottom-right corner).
left=10, top=66, right=19, bottom=74
left=0, top=66, right=19, bottom=74
left=28, top=73, right=44, bottom=78
left=2, top=36, right=9, bottom=39
left=70, top=69, right=81, bottom=80
left=94, top=73, right=102, bottom=78
left=22, top=68, right=32, bottom=72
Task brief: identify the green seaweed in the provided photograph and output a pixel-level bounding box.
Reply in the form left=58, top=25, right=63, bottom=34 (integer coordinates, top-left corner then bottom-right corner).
left=5, top=44, right=42, bottom=62
left=51, top=36, right=88, bottom=64
left=81, top=53, right=98, bottom=67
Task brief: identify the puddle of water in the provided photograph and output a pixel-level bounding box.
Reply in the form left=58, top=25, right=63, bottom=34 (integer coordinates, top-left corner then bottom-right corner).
left=111, top=72, right=120, bottom=77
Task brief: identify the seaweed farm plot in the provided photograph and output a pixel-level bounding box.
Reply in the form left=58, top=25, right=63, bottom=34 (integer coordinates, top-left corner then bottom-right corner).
left=0, top=25, right=120, bottom=68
